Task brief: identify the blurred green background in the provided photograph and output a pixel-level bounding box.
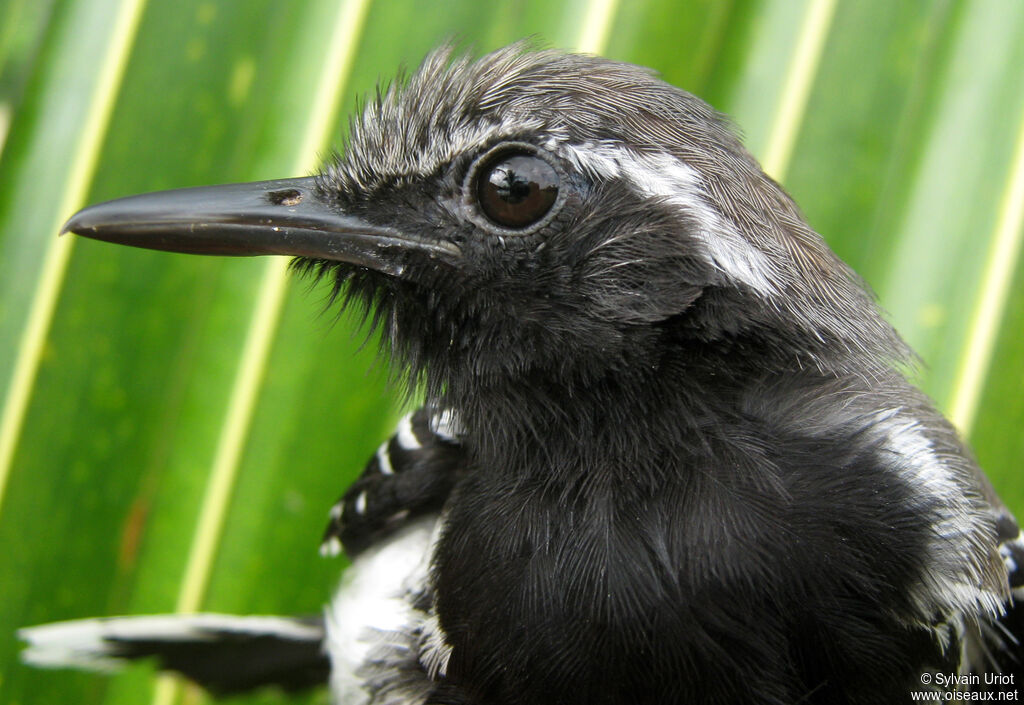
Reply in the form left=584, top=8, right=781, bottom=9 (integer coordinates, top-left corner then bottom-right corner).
left=1, top=0, right=1022, bottom=703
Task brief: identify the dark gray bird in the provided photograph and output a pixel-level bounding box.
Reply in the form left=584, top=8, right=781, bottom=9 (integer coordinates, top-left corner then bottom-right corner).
left=20, top=45, right=1024, bottom=704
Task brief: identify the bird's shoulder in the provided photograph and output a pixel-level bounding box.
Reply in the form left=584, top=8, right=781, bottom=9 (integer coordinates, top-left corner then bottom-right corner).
left=320, top=407, right=465, bottom=558
left=737, top=372, right=1024, bottom=674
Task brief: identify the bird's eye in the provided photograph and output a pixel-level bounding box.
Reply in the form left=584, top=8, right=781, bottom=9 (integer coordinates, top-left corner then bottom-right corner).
left=475, top=151, right=559, bottom=229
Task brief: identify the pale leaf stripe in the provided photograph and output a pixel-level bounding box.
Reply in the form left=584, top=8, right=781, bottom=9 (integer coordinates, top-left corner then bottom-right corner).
left=170, top=0, right=374, bottom=615
left=760, top=0, right=837, bottom=181
left=0, top=0, right=148, bottom=512
left=575, top=0, right=618, bottom=54
left=149, top=0, right=374, bottom=704
left=948, top=109, right=1024, bottom=436
left=0, top=103, right=11, bottom=161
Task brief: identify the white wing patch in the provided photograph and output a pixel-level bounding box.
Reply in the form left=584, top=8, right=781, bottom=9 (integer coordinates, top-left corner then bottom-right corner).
left=326, top=515, right=444, bottom=705
left=874, top=410, right=1006, bottom=625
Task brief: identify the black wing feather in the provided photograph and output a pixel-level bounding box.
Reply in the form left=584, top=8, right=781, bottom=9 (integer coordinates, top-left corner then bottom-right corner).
left=321, top=407, right=464, bottom=557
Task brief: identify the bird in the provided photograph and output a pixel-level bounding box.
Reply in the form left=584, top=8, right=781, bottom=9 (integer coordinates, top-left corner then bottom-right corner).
left=20, top=43, right=1024, bottom=704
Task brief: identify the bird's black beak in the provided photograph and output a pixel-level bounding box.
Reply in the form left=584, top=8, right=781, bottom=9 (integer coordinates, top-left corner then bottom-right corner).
left=62, top=177, right=458, bottom=277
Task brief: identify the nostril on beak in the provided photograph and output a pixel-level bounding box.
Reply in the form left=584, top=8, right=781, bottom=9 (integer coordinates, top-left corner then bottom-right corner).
left=267, top=188, right=303, bottom=206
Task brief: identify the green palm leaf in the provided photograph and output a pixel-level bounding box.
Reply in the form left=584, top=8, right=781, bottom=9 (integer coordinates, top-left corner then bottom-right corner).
left=1, top=2, right=1021, bottom=703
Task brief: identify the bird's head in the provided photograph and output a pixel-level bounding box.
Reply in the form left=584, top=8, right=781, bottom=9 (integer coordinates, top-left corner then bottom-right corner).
left=65, top=44, right=909, bottom=408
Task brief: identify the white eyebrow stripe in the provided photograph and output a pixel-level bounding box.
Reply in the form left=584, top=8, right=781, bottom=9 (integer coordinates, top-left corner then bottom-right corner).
left=560, top=142, right=779, bottom=297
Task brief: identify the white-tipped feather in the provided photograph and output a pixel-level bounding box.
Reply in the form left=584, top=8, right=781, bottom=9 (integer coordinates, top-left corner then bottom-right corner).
left=321, top=535, right=344, bottom=557
left=19, top=614, right=323, bottom=671
left=396, top=413, right=422, bottom=450
left=376, top=443, right=396, bottom=475
left=428, top=409, right=462, bottom=442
